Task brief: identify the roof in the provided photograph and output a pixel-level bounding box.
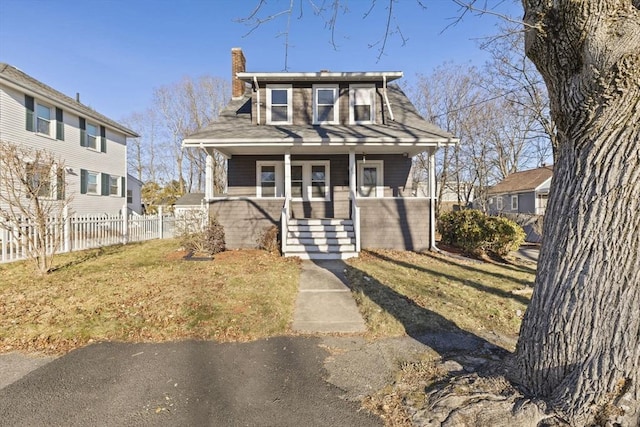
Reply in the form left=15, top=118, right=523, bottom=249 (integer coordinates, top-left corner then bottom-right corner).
left=488, top=166, right=554, bottom=194
left=174, top=193, right=205, bottom=206
left=183, top=83, right=457, bottom=157
left=0, top=63, right=139, bottom=138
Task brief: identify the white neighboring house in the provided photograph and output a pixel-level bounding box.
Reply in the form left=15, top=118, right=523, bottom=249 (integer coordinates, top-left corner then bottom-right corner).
left=0, top=63, right=138, bottom=215
left=127, top=174, right=144, bottom=214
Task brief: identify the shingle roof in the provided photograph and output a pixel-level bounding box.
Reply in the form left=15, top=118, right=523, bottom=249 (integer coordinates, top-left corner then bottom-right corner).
left=0, top=63, right=138, bottom=137
left=488, top=166, right=554, bottom=194
left=174, top=193, right=205, bottom=206
left=183, top=84, right=455, bottom=148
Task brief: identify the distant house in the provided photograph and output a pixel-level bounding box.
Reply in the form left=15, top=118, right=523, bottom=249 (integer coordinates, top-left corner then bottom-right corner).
left=173, top=192, right=205, bottom=217
left=182, top=48, right=457, bottom=259
left=127, top=174, right=143, bottom=214
left=487, top=165, right=553, bottom=216
left=0, top=63, right=138, bottom=215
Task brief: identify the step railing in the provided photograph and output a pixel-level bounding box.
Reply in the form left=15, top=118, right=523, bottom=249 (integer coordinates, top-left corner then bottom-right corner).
left=350, top=190, right=361, bottom=252
left=281, top=195, right=290, bottom=254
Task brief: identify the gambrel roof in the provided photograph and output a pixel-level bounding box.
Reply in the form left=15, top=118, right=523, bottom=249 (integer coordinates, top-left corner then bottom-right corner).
left=488, top=165, right=554, bottom=195
left=0, top=63, right=138, bottom=138
left=183, top=82, right=456, bottom=157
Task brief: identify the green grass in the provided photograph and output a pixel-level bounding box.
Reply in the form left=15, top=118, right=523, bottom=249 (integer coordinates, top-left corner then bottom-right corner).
left=346, top=249, right=535, bottom=350
left=0, top=239, right=300, bottom=354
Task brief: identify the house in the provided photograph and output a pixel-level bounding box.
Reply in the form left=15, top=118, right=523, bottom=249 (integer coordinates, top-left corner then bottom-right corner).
left=126, top=174, right=144, bottom=215
left=182, top=48, right=457, bottom=259
left=0, top=63, right=138, bottom=215
left=487, top=165, right=553, bottom=216
left=173, top=192, right=205, bottom=217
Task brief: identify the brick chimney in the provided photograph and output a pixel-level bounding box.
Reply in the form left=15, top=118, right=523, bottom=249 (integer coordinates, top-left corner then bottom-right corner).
left=231, top=47, right=246, bottom=99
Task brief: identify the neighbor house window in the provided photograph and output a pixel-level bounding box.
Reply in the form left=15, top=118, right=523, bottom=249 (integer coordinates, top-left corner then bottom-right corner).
left=496, top=197, right=504, bottom=210
left=349, top=85, right=375, bottom=124
left=266, top=85, right=292, bottom=124
left=86, top=123, right=98, bottom=150
left=36, top=104, right=52, bottom=135
left=25, top=95, right=64, bottom=140
left=313, top=85, right=339, bottom=124
left=26, top=163, right=52, bottom=198
left=127, top=190, right=133, bottom=204
left=511, top=195, right=518, bottom=210
left=81, top=169, right=99, bottom=195
left=109, top=175, right=119, bottom=196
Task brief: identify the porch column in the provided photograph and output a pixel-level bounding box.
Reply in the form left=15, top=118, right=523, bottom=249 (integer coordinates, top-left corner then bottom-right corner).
left=348, top=149, right=356, bottom=198
left=428, top=147, right=437, bottom=250
left=284, top=151, right=291, bottom=198
left=205, top=152, right=214, bottom=200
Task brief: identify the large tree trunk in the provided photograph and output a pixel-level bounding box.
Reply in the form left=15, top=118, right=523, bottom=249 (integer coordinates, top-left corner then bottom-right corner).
left=514, top=0, right=640, bottom=424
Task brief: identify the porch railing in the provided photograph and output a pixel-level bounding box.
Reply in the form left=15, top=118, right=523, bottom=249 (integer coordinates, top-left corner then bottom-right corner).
left=350, top=190, right=361, bottom=252
left=281, top=195, right=290, bottom=254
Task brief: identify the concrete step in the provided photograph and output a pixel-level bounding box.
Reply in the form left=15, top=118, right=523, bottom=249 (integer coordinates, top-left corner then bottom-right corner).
left=285, top=251, right=359, bottom=260
left=289, top=219, right=352, bottom=226
left=288, top=230, right=353, bottom=239
left=288, top=224, right=354, bottom=232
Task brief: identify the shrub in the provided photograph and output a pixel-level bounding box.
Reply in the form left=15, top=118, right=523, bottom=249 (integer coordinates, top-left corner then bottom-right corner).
left=257, top=225, right=280, bottom=255
left=179, top=216, right=226, bottom=256
left=438, top=209, right=525, bottom=256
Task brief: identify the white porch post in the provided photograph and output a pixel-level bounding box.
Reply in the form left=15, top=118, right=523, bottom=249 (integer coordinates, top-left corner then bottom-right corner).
left=284, top=151, right=291, bottom=199
left=205, top=152, right=214, bottom=200
left=349, top=149, right=356, bottom=198
left=429, top=147, right=437, bottom=250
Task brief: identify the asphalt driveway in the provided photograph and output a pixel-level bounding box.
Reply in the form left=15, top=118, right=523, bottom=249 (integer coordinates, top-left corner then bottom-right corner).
left=0, top=337, right=382, bottom=427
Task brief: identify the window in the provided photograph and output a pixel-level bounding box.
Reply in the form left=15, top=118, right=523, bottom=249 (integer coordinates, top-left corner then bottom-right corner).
left=291, top=165, right=303, bottom=198
left=511, top=195, right=518, bottom=210
left=36, top=104, right=51, bottom=135
left=349, top=85, right=375, bottom=124
left=290, top=161, right=330, bottom=201
left=357, top=160, right=384, bottom=197
left=86, top=171, right=98, bottom=194
left=26, top=163, right=52, bottom=198
left=267, top=85, right=292, bottom=124
left=109, top=175, right=119, bottom=196
left=86, top=123, right=98, bottom=150
left=496, top=197, right=504, bottom=210
left=256, top=162, right=285, bottom=198
left=313, top=85, right=339, bottom=124
left=127, top=190, right=133, bottom=204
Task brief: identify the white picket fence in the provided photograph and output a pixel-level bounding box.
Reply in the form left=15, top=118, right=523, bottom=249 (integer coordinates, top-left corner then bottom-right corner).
left=0, top=207, right=176, bottom=264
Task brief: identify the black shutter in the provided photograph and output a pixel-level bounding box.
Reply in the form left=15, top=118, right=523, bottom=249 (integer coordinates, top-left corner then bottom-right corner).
left=121, top=176, right=126, bottom=197
left=79, top=117, right=86, bottom=147
left=25, top=95, right=35, bottom=131
left=100, top=125, right=106, bottom=153
left=101, top=173, right=110, bottom=196
left=55, top=108, right=64, bottom=140
left=80, top=169, right=87, bottom=194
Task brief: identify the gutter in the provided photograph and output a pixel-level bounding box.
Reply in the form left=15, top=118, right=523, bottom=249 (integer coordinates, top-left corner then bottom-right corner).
left=253, top=76, right=261, bottom=125
left=382, top=76, right=395, bottom=122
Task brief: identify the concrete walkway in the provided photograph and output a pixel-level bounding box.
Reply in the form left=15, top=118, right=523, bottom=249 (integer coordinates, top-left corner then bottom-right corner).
left=292, top=260, right=367, bottom=333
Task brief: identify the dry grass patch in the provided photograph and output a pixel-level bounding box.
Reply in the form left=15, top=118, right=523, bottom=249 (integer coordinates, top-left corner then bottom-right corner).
left=346, top=249, right=535, bottom=349
left=0, top=239, right=300, bottom=354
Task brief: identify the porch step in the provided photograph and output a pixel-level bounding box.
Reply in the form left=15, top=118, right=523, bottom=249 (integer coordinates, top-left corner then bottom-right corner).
left=284, top=218, right=358, bottom=259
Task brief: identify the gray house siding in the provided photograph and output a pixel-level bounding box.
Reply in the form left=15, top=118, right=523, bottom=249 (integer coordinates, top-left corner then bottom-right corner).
left=209, top=198, right=284, bottom=249
left=359, top=198, right=431, bottom=251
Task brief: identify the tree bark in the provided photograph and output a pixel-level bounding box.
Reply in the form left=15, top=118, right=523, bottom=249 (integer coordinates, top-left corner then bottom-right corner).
left=514, top=0, right=640, bottom=424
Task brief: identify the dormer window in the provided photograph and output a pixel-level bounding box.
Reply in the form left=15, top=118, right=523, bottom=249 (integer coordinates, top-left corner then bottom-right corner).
left=313, top=84, right=339, bottom=124
left=349, top=85, right=375, bottom=124
left=266, top=85, right=292, bottom=124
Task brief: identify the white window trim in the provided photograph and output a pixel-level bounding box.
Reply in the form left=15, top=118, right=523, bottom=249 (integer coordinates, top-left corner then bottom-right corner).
left=349, top=84, right=375, bottom=124
left=511, top=194, right=518, bottom=210
left=357, top=160, right=384, bottom=198
left=266, top=85, right=293, bottom=125
left=86, top=122, right=99, bottom=151
left=312, top=84, right=339, bottom=125
left=35, top=101, right=53, bottom=138
left=290, top=161, right=331, bottom=202
left=496, top=196, right=504, bottom=211
left=86, top=170, right=99, bottom=195
left=109, top=175, right=120, bottom=196
left=256, top=161, right=284, bottom=198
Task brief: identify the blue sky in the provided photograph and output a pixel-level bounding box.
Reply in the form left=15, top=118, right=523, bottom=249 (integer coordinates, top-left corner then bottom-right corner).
left=0, top=0, right=523, bottom=121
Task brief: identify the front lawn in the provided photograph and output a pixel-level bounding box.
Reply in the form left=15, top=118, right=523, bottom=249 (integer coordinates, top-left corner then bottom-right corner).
left=0, top=239, right=300, bottom=354
left=346, top=249, right=535, bottom=350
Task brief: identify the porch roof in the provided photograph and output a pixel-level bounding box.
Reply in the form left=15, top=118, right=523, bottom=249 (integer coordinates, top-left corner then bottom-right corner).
left=183, top=84, right=457, bottom=158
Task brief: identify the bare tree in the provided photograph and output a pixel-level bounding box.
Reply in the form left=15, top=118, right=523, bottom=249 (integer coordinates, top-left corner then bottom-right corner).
left=0, top=141, right=72, bottom=274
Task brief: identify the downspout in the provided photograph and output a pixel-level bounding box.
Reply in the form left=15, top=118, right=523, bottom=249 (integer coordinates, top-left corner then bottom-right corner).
left=253, top=76, right=261, bottom=125
left=382, top=76, right=395, bottom=122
